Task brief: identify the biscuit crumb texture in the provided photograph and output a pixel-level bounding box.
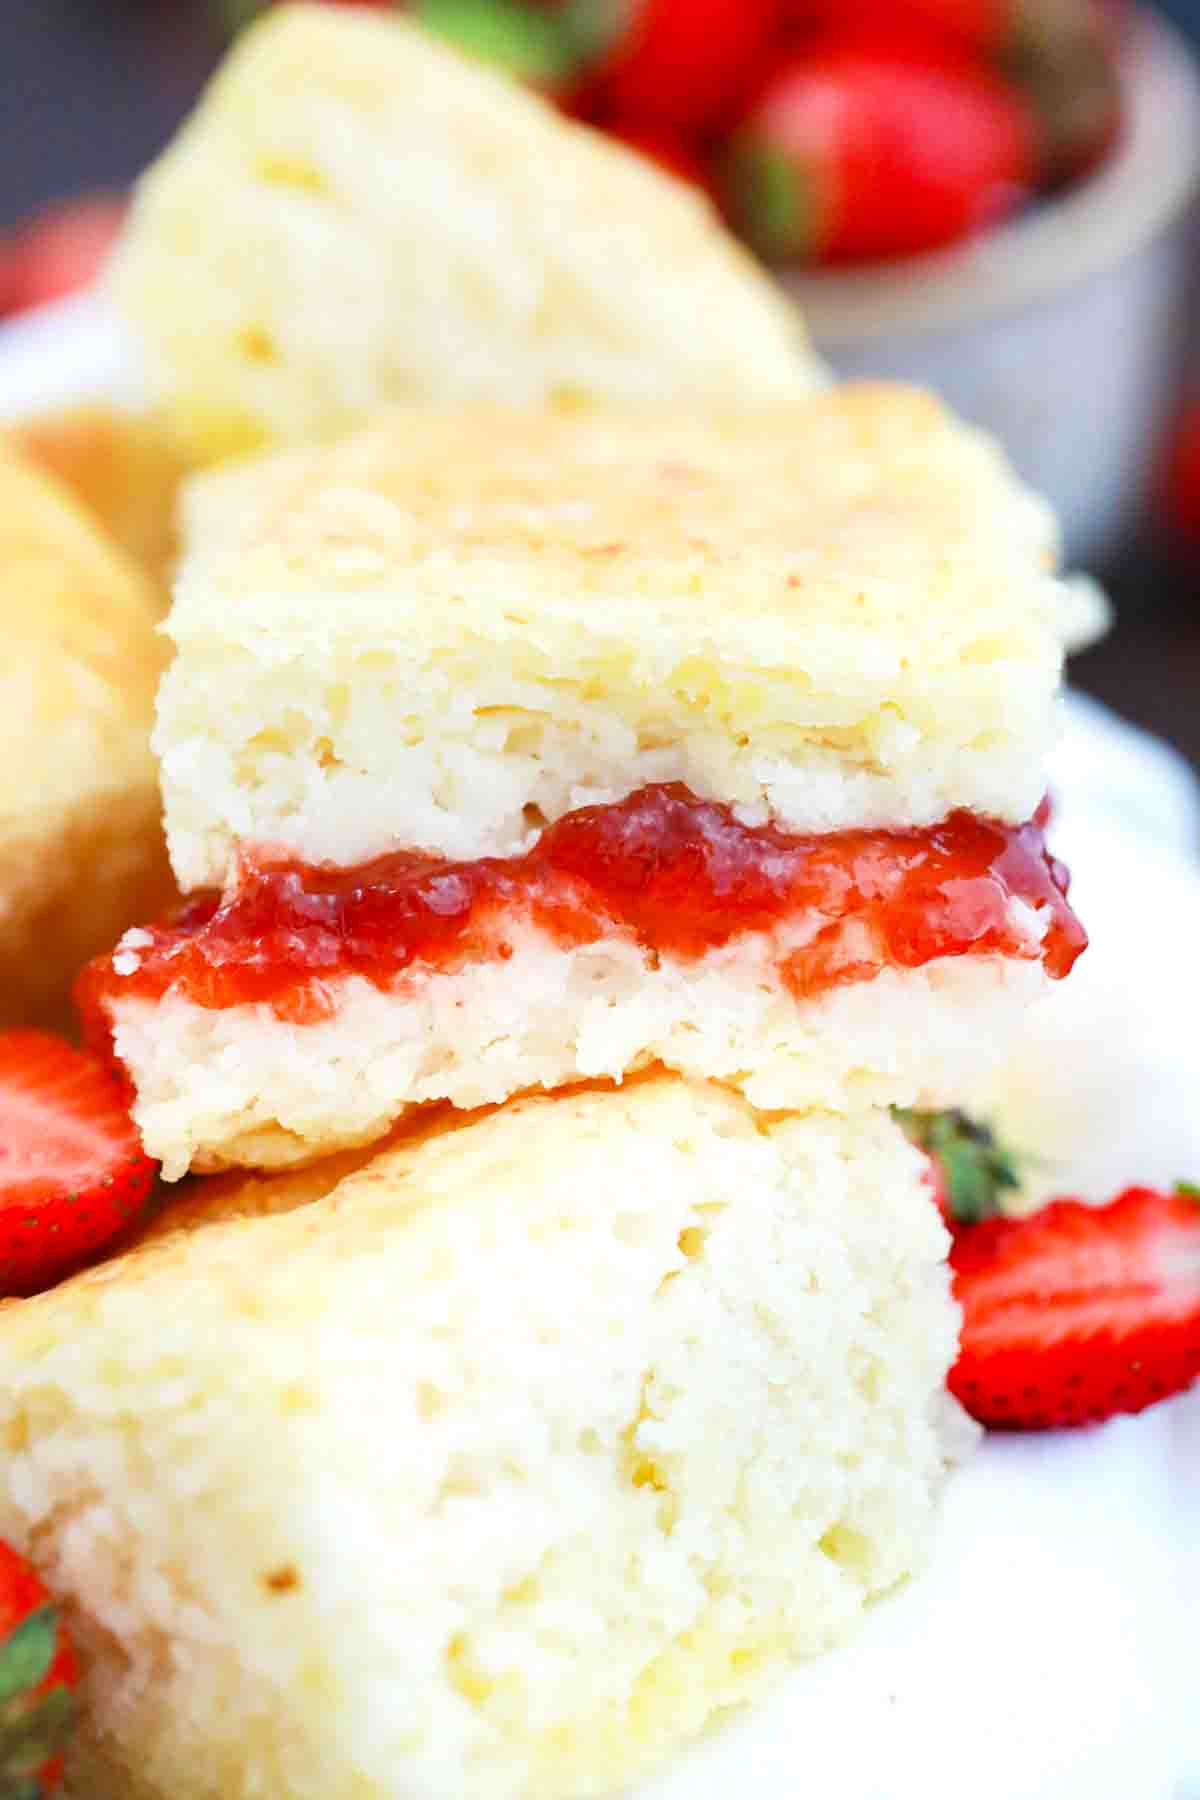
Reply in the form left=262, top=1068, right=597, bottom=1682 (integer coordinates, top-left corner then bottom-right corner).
left=159, top=391, right=1068, bottom=886
left=0, top=1079, right=966, bottom=1799
left=107, top=930, right=1048, bottom=1178
left=111, top=4, right=822, bottom=462
left=0, top=442, right=175, bottom=1027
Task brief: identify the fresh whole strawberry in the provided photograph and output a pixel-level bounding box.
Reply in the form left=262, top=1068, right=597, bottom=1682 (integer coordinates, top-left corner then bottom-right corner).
left=784, top=2, right=1122, bottom=187
left=722, top=36, right=1036, bottom=263
left=570, top=0, right=783, bottom=133
left=781, top=0, right=1117, bottom=64
left=950, top=1183, right=1200, bottom=1429
left=783, top=0, right=1012, bottom=55
left=0, top=1032, right=157, bottom=1297
left=0, top=1541, right=77, bottom=1797
left=0, top=196, right=126, bottom=321
left=1157, top=398, right=1200, bottom=547
left=606, top=119, right=714, bottom=192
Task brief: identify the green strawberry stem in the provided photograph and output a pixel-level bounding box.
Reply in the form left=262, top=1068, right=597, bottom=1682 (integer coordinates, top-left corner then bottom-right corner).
left=0, top=1611, right=56, bottom=1708
left=560, top=0, right=635, bottom=66
left=720, top=138, right=820, bottom=263
left=894, top=1106, right=1022, bottom=1225
left=0, top=1686, right=75, bottom=1782
left=0, top=1606, right=75, bottom=1795
left=415, top=0, right=580, bottom=85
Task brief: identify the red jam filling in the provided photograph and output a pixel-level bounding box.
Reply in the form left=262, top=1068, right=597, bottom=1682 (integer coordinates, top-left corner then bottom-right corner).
left=77, top=785, right=1085, bottom=1032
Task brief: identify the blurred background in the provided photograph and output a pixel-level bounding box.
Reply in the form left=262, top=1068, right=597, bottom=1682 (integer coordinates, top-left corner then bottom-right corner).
left=1, top=0, right=1198, bottom=767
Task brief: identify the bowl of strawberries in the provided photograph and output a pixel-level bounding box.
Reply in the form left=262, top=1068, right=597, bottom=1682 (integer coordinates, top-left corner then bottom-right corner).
left=765, top=4, right=1200, bottom=570
left=406, top=0, right=1200, bottom=567
left=5, top=0, right=1197, bottom=564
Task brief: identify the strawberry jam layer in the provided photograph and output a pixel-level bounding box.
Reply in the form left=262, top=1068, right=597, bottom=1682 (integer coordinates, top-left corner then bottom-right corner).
left=78, top=785, right=1085, bottom=1031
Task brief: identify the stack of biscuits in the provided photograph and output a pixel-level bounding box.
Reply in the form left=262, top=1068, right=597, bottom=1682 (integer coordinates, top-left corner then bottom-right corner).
left=0, top=11, right=1088, bottom=1800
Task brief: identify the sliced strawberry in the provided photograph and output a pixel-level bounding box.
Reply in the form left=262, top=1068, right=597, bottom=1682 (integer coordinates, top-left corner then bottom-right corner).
left=0, top=1540, right=77, bottom=1796
left=0, top=197, right=127, bottom=320
left=950, top=1184, right=1200, bottom=1430
left=722, top=37, right=1036, bottom=263
left=0, top=1032, right=157, bottom=1297
left=895, top=1106, right=1022, bottom=1229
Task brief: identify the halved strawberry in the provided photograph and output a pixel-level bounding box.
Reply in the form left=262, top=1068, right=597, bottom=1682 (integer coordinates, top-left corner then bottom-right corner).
left=0, top=1539, right=77, bottom=1796
left=949, top=1183, right=1200, bottom=1429
left=0, top=1032, right=157, bottom=1297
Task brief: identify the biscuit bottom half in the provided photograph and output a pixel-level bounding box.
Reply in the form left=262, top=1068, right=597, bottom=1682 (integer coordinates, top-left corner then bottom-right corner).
left=79, top=788, right=1085, bottom=1176
left=0, top=1078, right=971, bottom=1800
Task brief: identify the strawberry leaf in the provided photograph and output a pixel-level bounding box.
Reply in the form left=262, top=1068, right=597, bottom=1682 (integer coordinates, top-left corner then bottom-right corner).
left=0, top=1685, right=75, bottom=1782
left=721, top=137, right=817, bottom=263
left=894, top=1107, right=1022, bottom=1225
left=561, top=0, right=634, bottom=66
left=1176, top=1181, right=1200, bottom=1203
left=416, top=0, right=580, bottom=86
left=0, top=1609, right=56, bottom=1707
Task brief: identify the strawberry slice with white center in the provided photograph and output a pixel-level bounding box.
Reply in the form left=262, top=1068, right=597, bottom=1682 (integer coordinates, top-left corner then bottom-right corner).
left=949, top=1183, right=1200, bottom=1429
left=0, top=1032, right=157, bottom=1297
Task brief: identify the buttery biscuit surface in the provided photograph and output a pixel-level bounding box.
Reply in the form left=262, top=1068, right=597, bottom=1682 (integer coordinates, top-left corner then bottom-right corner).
left=9, top=404, right=192, bottom=598
left=0, top=445, right=174, bottom=1026
left=112, top=2, right=822, bottom=462
left=161, top=386, right=1070, bottom=886
left=0, top=1078, right=965, bottom=1800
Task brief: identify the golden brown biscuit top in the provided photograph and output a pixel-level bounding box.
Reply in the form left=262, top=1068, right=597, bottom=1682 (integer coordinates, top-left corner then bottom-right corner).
left=0, top=445, right=164, bottom=818
left=179, top=385, right=1060, bottom=650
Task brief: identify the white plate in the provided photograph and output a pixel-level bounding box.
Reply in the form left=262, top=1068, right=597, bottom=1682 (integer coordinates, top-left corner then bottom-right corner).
left=3, top=297, right=1198, bottom=1800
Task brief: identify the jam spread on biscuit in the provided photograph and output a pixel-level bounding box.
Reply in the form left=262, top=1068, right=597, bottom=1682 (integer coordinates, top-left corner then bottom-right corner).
left=78, top=785, right=1084, bottom=1030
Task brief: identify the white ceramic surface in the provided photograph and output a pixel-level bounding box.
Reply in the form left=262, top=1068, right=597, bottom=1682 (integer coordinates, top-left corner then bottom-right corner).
left=787, top=10, right=1200, bottom=570
left=1, top=303, right=1197, bottom=1800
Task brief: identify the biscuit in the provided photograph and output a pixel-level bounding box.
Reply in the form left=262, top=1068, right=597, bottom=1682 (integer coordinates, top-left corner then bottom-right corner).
left=160, top=388, right=1069, bottom=887
left=112, top=3, right=823, bottom=463
left=88, top=392, right=1084, bottom=1174
left=9, top=404, right=191, bottom=601
left=0, top=1077, right=966, bottom=1800
left=100, top=928, right=1055, bottom=1179
left=0, top=445, right=174, bottom=1028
